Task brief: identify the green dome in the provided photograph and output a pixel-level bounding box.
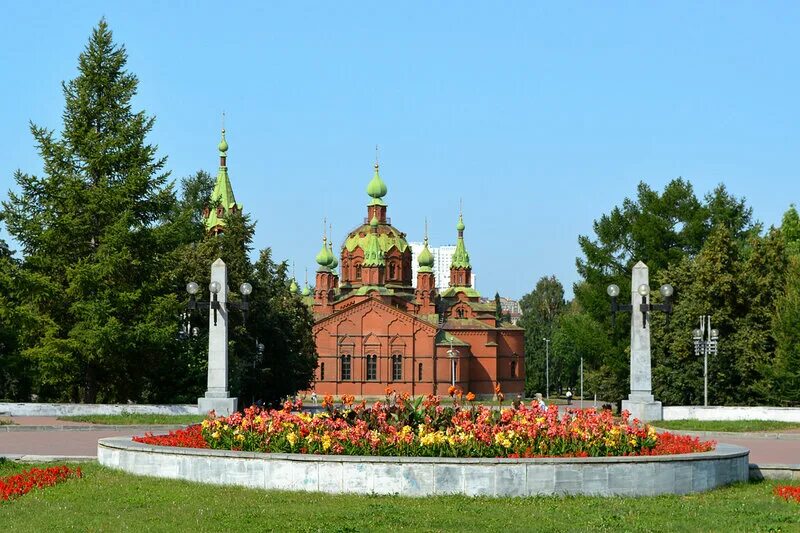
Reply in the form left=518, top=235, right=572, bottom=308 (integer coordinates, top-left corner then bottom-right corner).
left=289, top=279, right=298, bottom=293
left=370, top=215, right=379, bottom=227
left=218, top=129, right=228, bottom=154
left=418, top=238, right=434, bottom=270
left=315, top=237, right=330, bottom=267
left=456, top=215, right=465, bottom=232
left=366, top=164, right=387, bottom=205
left=451, top=214, right=471, bottom=270
left=328, top=241, right=338, bottom=270
left=301, top=283, right=311, bottom=296
left=344, top=222, right=409, bottom=258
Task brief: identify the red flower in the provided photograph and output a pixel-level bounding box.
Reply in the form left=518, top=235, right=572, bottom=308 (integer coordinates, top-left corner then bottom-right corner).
left=0, top=465, right=82, bottom=501
left=774, top=485, right=800, bottom=503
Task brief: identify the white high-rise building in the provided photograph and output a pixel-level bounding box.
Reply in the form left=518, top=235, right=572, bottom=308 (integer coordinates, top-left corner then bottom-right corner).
left=410, top=242, right=475, bottom=290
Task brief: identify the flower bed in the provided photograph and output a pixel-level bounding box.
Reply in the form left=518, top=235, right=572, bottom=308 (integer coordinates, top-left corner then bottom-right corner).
left=775, top=485, right=800, bottom=503
left=0, top=465, right=82, bottom=502
left=135, top=392, right=713, bottom=458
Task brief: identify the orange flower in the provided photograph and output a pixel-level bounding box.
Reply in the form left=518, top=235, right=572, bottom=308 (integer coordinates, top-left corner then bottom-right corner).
left=448, top=385, right=456, bottom=397
left=385, top=386, right=395, bottom=396
left=466, top=392, right=476, bottom=402
left=494, top=384, right=502, bottom=395
left=322, top=394, right=334, bottom=409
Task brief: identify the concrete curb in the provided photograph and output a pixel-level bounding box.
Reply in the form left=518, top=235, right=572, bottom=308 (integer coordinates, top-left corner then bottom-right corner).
left=0, top=424, right=191, bottom=433
left=653, top=427, right=800, bottom=440
left=749, top=463, right=800, bottom=481
left=97, top=437, right=750, bottom=497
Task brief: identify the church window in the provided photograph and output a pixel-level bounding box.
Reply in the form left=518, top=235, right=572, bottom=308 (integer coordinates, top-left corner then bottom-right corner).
left=510, top=360, right=517, bottom=378
left=418, top=362, right=423, bottom=381
left=392, top=353, right=402, bottom=381
left=367, top=354, right=378, bottom=381
left=341, top=355, right=351, bottom=381
left=320, top=362, right=325, bottom=380
left=456, top=308, right=465, bottom=318
left=388, top=262, right=397, bottom=280
left=355, top=264, right=362, bottom=280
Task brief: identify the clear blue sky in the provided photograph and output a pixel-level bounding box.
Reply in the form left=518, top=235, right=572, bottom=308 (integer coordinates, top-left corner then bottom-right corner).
left=2, top=2, right=799, bottom=299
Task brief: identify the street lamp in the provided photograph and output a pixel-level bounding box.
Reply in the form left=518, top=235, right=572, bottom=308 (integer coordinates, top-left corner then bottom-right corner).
left=186, top=280, right=253, bottom=326
left=543, top=338, right=550, bottom=399
left=607, top=282, right=674, bottom=328
left=447, top=341, right=459, bottom=388
left=693, top=315, right=719, bottom=407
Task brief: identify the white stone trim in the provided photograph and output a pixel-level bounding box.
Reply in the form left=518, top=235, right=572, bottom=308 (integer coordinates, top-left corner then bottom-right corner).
left=98, top=437, right=749, bottom=497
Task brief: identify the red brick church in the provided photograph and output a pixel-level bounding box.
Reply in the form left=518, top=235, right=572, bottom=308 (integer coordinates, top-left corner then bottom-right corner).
left=303, top=162, right=524, bottom=398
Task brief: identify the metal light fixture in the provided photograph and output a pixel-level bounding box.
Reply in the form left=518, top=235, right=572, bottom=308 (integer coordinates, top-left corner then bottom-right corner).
left=185, top=279, right=253, bottom=327
left=608, top=282, right=674, bottom=328
left=693, top=315, right=719, bottom=407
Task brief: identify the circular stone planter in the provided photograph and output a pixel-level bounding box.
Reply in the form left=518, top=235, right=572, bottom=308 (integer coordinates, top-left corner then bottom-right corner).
left=97, top=437, right=749, bottom=497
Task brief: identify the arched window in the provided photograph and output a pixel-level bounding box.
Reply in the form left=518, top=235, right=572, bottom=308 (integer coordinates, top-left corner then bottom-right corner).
left=320, top=362, right=325, bottom=381
left=456, top=307, right=465, bottom=319
left=510, top=360, right=517, bottom=378
left=392, top=353, right=402, bottom=381
left=418, top=362, right=423, bottom=381
left=367, top=354, right=378, bottom=381
left=355, top=264, right=362, bottom=280
left=341, top=355, right=351, bottom=381
left=388, top=262, right=397, bottom=280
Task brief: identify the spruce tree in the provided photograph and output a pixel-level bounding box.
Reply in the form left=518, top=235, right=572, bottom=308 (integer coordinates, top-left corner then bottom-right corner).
left=2, top=20, right=176, bottom=402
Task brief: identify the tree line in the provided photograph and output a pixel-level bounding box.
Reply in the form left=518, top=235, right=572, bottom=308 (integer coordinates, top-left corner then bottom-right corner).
left=521, top=180, right=800, bottom=406
left=0, top=20, right=317, bottom=405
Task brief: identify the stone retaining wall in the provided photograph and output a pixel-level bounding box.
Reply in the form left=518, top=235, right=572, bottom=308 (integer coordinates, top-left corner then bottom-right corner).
left=97, top=437, right=749, bottom=497
left=663, top=406, right=800, bottom=422
left=0, top=403, right=198, bottom=417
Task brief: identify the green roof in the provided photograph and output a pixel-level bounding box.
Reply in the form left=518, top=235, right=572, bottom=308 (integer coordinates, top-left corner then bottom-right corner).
left=435, top=330, right=470, bottom=347
left=439, top=286, right=481, bottom=298
left=204, top=129, right=242, bottom=232
left=451, top=214, right=471, bottom=269
left=344, top=224, right=409, bottom=255
left=354, top=285, right=395, bottom=296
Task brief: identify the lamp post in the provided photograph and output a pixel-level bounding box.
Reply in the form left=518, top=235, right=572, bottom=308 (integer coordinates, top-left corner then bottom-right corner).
left=693, top=315, right=719, bottom=407
left=606, top=261, right=673, bottom=422
left=543, top=338, right=550, bottom=399
left=447, top=341, right=459, bottom=388
left=185, top=258, right=253, bottom=416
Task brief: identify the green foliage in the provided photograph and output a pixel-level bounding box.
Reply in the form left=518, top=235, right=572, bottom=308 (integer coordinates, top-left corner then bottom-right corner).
left=519, top=275, right=564, bottom=396
left=574, top=179, right=762, bottom=405
left=2, top=20, right=177, bottom=402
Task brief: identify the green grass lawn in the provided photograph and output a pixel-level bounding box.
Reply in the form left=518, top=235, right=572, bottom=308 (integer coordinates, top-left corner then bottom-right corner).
left=1, top=461, right=798, bottom=532
left=57, top=413, right=204, bottom=425
left=656, top=419, right=800, bottom=433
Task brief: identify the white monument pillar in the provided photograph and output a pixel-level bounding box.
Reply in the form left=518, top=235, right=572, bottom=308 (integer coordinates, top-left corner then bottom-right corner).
left=621, top=261, right=662, bottom=421
left=198, top=258, right=238, bottom=416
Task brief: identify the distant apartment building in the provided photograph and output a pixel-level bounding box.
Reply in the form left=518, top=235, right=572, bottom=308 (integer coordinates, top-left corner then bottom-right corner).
left=410, top=242, right=475, bottom=290
left=479, top=296, right=523, bottom=325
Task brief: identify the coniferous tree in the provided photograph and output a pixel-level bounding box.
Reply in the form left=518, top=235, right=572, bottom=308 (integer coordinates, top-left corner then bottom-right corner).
left=2, top=20, right=176, bottom=402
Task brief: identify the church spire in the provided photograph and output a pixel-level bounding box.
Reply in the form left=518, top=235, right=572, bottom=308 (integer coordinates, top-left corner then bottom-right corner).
left=204, top=121, right=242, bottom=235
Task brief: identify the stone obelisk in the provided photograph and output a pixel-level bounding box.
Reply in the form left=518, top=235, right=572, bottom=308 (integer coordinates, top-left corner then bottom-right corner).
left=621, top=261, right=662, bottom=421
left=198, top=258, right=238, bottom=416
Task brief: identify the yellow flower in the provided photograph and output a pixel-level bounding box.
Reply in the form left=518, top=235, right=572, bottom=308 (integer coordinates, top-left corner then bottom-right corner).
left=211, top=431, right=220, bottom=439
left=322, top=435, right=332, bottom=451
left=287, top=432, right=297, bottom=446
left=201, top=419, right=210, bottom=428
left=235, top=433, right=245, bottom=442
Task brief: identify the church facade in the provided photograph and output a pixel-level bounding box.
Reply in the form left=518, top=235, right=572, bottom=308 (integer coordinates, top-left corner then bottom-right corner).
left=303, top=163, right=524, bottom=398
